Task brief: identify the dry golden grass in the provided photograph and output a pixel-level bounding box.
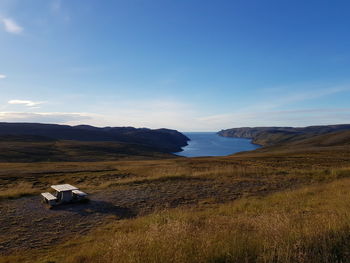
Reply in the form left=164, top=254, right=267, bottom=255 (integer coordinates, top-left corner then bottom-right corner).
left=0, top=182, right=38, bottom=200
left=1, top=149, right=350, bottom=262
left=14, top=177, right=350, bottom=263
left=0, top=157, right=349, bottom=200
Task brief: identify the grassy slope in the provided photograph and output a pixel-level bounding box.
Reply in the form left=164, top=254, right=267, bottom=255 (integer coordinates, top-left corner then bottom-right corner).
left=0, top=123, right=189, bottom=152
left=251, top=129, right=350, bottom=147
left=285, top=129, right=350, bottom=147
left=250, top=129, right=350, bottom=154
left=0, top=139, right=175, bottom=162
left=55, top=177, right=350, bottom=263
left=3, top=175, right=350, bottom=263
left=218, top=124, right=350, bottom=147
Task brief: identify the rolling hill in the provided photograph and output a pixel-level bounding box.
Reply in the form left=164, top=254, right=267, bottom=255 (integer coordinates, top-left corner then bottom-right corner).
left=0, top=123, right=190, bottom=162
left=0, top=122, right=189, bottom=152
left=218, top=124, right=350, bottom=147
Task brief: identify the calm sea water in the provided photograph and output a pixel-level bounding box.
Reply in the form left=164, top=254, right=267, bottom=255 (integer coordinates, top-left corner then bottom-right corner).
left=176, top=132, right=260, bottom=157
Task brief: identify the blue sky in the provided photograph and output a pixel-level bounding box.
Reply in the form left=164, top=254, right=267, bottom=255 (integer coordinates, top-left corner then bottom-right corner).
left=0, top=0, right=350, bottom=131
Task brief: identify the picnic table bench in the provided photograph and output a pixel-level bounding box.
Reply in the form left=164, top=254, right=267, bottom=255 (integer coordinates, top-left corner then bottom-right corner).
left=41, top=184, right=88, bottom=207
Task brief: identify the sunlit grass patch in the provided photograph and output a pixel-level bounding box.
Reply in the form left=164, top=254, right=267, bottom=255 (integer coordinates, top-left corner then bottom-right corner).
left=49, top=178, right=350, bottom=263
left=0, top=182, right=38, bottom=200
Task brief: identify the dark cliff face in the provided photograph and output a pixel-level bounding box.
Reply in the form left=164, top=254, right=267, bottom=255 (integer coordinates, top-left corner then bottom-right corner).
left=0, top=122, right=189, bottom=153
left=218, top=124, right=350, bottom=146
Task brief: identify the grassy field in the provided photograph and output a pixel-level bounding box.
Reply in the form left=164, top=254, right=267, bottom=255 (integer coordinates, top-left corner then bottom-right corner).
left=0, top=144, right=350, bottom=262
left=49, top=177, right=350, bottom=263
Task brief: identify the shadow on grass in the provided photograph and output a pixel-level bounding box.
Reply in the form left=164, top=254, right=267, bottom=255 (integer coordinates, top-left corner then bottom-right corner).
left=51, top=200, right=136, bottom=219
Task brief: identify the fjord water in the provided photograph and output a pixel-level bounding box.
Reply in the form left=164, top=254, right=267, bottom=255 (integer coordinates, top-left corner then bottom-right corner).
left=176, top=132, right=260, bottom=157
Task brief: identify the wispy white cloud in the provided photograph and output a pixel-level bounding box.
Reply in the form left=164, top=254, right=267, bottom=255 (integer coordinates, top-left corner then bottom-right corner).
left=2, top=82, right=350, bottom=131
left=0, top=74, right=6, bottom=79
left=50, top=86, right=350, bottom=131
left=8, top=100, right=43, bottom=107
left=0, top=112, right=94, bottom=123
left=0, top=104, right=349, bottom=131
left=187, top=84, right=350, bottom=130
left=1, top=17, right=23, bottom=34
left=198, top=108, right=350, bottom=130
left=84, top=99, right=198, bottom=129
left=242, top=85, right=350, bottom=113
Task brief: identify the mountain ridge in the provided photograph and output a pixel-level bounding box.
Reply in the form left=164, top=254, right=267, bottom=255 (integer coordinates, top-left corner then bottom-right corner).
left=218, top=124, right=350, bottom=147
left=0, top=122, right=189, bottom=153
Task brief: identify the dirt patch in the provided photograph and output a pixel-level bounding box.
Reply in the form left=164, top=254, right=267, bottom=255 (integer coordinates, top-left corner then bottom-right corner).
left=0, top=175, right=298, bottom=255
left=0, top=195, right=134, bottom=255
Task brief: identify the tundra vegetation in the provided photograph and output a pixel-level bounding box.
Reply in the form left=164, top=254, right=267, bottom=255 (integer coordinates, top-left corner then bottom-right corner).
left=0, top=127, right=350, bottom=262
